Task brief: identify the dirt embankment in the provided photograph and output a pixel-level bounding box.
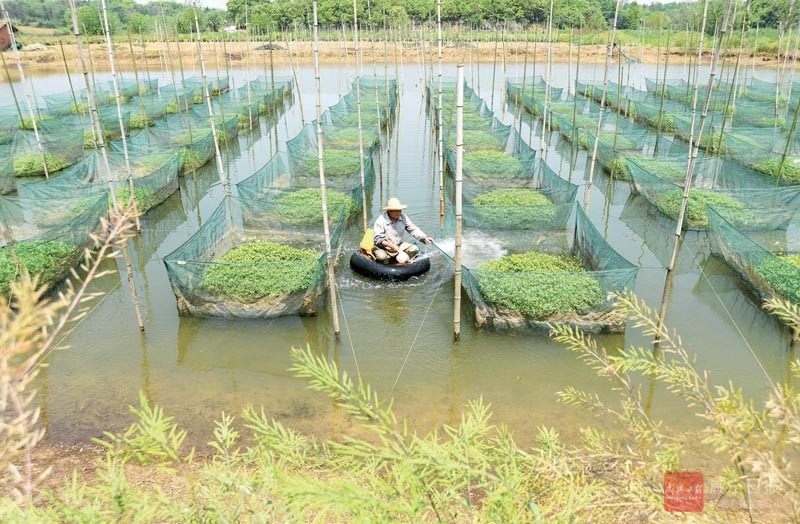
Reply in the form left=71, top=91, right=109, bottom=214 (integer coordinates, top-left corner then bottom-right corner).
left=4, top=40, right=777, bottom=75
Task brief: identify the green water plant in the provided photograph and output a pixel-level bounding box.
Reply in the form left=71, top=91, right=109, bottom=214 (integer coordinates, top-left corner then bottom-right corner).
left=459, top=129, right=505, bottom=151
left=302, top=149, right=362, bottom=179
left=0, top=240, right=78, bottom=297
left=116, top=187, right=161, bottom=214
left=199, top=241, right=321, bottom=303
left=657, top=189, right=751, bottom=229
left=270, top=188, right=357, bottom=226
left=19, top=115, right=53, bottom=130
left=472, top=189, right=556, bottom=227
left=129, top=114, right=154, bottom=129
left=326, top=128, right=372, bottom=149
left=13, top=154, right=70, bottom=177
left=756, top=253, right=800, bottom=304
left=750, top=156, right=800, bottom=183
left=477, top=251, right=604, bottom=318
left=463, top=150, right=524, bottom=178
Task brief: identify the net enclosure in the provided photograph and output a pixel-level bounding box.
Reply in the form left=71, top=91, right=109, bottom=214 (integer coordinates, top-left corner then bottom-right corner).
left=163, top=78, right=395, bottom=318
left=436, top=80, right=637, bottom=332
left=708, top=205, right=800, bottom=334
left=0, top=192, right=108, bottom=298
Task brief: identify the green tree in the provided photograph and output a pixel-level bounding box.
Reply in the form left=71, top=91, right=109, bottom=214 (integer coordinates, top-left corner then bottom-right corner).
left=176, top=6, right=205, bottom=33
left=64, top=4, right=110, bottom=35
left=621, top=2, right=642, bottom=30
left=206, top=10, right=223, bottom=32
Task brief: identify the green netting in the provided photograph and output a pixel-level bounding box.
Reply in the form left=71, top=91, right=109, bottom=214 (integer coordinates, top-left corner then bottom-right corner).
left=0, top=192, right=107, bottom=297
left=157, top=85, right=200, bottom=114
left=163, top=195, right=335, bottom=318
left=118, top=95, right=171, bottom=129
left=37, top=107, right=131, bottom=150
left=708, top=206, right=800, bottom=324
left=586, top=126, right=650, bottom=179
left=19, top=149, right=180, bottom=216
left=441, top=202, right=637, bottom=333
left=286, top=121, right=380, bottom=190
left=629, top=161, right=800, bottom=230
left=164, top=77, right=391, bottom=319
left=117, top=111, right=238, bottom=175
left=237, top=77, right=294, bottom=114
left=43, top=84, right=112, bottom=116
left=0, top=127, right=85, bottom=183
left=722, top=129, right=800, bottom=183
left=327, top=78, right=399, bottom=128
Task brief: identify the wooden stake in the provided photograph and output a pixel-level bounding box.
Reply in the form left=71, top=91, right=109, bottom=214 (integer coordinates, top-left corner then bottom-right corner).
left=0, top=1, right=49, bottom=178
left=584, top=0, right=623, bottom=212
left=313, top=0, right=341, bottom=337
left=353, top=0, right=368, bottom=231
left=100, top=0, right=142, bottom=232
left=67, top=0, right=144, bottom=332
left=453, top=64, right=464, bottom=342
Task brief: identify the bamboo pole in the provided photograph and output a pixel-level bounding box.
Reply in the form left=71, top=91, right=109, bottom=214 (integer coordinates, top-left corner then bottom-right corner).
left=584, top=0, right=623, bottom=212
left=454, top=64, right=464, bottom=342
left=657, top=0, right=732, bottom=334
left=192, top=0, right=228, bottom=193
left=353, top=0, right=368, bottom=231
left=490, top=26, right=499, bottom=111
left=437, top=0, right=444, bottom=217
left=0, top=1, right=50, bottom=178
left=313, top=0, right=341, bottom=337
left=100, top=0, right=141, bottom=232
left=126, top=31, right=148, bottom=128
left=67, top=0, right=144, bottom=332
left=139, top=29, right=152, bottom=88
left=284, top=37, right=305, bottom=125
left=0, top=49, right=23, bottom=125
left=513, top=30, right=529, bottom=135
left=654, top=29, right=671, bottom=154
left=570, top=25, right=582, bottom=172
left=58, top=41, right=80, bottom=116
left=541, top=0, right=555, bottom=170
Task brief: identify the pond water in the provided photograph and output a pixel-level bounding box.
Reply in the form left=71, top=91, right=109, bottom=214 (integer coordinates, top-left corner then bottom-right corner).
left=3, top=58, right=796, bottom=452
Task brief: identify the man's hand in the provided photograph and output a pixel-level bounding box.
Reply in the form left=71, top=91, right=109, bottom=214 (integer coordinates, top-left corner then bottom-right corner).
left=423, top=236, right=433, bottom=244
left=384, top=242, right=400, bottom=252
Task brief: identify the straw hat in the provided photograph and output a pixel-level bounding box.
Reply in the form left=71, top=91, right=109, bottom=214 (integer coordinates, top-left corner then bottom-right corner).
left=382, top=197, right=408, bottom=211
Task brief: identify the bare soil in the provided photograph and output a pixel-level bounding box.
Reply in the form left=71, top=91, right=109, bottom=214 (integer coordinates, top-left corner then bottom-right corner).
left=4, top=40, right=779, bottom=76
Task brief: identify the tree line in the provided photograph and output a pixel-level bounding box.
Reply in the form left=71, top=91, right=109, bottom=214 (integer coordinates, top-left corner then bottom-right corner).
left=5, top=0, right=799, bottom=36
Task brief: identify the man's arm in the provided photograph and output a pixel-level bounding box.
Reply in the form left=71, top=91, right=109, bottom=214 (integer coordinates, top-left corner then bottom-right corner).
left=403, top=213, right=433, bottom=243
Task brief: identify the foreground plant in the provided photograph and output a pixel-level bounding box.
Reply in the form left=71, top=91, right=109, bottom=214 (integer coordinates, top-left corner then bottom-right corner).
left=0, top=208, right=138, bottom=505
left=551, top=291, right=800, bottom=521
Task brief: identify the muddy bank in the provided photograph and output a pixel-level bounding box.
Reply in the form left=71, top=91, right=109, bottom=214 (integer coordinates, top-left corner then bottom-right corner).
left=4, top=40, right=776, bottom=76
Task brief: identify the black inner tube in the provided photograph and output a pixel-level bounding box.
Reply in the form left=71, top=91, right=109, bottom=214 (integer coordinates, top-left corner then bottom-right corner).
left=349, top=251, right=431, bottom=281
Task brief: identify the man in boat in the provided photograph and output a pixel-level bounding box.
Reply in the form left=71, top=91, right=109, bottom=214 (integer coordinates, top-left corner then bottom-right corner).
left=373, top=197, right=433, bottom=264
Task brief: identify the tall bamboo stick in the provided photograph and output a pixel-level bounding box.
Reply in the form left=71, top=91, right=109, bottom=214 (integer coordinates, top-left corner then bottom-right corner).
left=67, top=0, right=144, bottom=332
left=313, top=0, right=341, bottom=337
left=100, top=0, right=141, bottom=232
left=437, top=0, right=444, bottom=217
left=0, top=49, right=23, bottom=125
left=0, top=0, right=49, bottom=178
left=584, top=0, right=623, bottom=212
left=58, top=41, right=79, bottom=116
left=192, top=0, right=228, bottom=193
left=353, top=0, right=368, bottom=231
left=454, top=64, right=464, bottom=342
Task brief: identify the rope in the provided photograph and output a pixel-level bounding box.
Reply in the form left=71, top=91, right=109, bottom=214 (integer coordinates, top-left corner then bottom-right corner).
left=335, top=280, right=361, bottom=380
left=684, top=241, right=776, bottom=390
left=390, top=253, right=449, bottom=395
